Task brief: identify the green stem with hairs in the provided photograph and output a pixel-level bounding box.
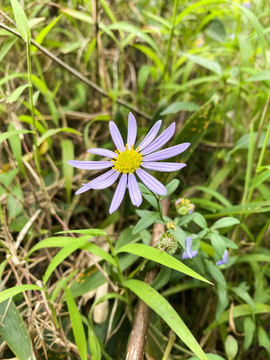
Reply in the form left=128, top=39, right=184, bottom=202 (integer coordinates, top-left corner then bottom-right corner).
left=150, top=190, right=165, bottom=223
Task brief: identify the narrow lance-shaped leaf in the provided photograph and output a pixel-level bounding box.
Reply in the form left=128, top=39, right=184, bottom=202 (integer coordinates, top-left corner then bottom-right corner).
left=65, top=286, right=87, bottom=360
left=117, top=243, right=212, bottom=284
left=10, top=0, right=30, bottom=43
left=125, top=279, right=208, bottom=360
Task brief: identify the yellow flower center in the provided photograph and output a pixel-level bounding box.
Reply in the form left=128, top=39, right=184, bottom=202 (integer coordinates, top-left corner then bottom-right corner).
left=112, top=145, right=142, bottom=173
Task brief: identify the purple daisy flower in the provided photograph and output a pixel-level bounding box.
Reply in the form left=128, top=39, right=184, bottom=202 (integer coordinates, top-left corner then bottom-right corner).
left=182, top=236, right=198, bottom=259
left=216, top=250, right=229, bottom=266
left=67, top=112, right=190, bottom=214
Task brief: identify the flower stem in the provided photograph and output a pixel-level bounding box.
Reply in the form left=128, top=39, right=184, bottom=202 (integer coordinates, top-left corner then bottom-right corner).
left=150, top=190, right=165, bottom=223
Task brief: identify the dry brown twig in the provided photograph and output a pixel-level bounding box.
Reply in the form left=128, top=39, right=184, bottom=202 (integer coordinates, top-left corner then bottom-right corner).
left=126, top=197, right=170, bottom=360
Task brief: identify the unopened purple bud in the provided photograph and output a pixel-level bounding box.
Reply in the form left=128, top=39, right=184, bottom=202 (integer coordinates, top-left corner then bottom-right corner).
left=216, top=250, right=229, bottom=266
left=182, top=236, right=197, bottom=259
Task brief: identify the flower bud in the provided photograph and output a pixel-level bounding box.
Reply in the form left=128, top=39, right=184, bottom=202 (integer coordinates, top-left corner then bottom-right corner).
left=175, top=198, right=195, bottom=215
left=225, top=335, right=238, bottom=360
left=157, top=233, right=178, bottom=255
left=166, top=221, right=176, bottom=230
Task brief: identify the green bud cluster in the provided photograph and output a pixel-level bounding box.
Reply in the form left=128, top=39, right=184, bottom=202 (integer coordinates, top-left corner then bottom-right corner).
left=175, top=198, right=195, bottom=216
left=157, top=233, right=178, bottom=255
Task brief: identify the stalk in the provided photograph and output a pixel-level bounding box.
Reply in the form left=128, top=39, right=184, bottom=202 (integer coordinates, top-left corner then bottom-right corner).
left=26, top=40, right=41, bottom=174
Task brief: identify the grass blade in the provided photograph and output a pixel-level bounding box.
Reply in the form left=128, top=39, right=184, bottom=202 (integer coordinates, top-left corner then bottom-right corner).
left=125, top=279, right=208, bottom=360
left=65, top=286, right=87, bottom=360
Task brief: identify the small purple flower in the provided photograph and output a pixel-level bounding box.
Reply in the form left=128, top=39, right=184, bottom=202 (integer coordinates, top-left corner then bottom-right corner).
left=216, top=250, right=229, bottom=266
left=182, top=237, right=197, bottom=259
left=243, top=1, right=251, bottom=9
left=68, top=113, right=190, bottom=214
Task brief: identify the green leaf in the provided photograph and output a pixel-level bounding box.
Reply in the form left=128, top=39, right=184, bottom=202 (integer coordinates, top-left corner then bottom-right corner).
left=70, top=266, right=106, bottom=298
left=0, top=298, right=35, bottom=360
left=37, top=127, right=81, bottom=146
left=138, top=183, right=158, bottom=209
left=6, top=84, right=29, bottom=103
left=132, top=212, right=160, bottom=234
left=57, top=229, right=106, bottom=236
left=161, top=101, right=200, bottom=115
left=206, top=261, right=226, bottom=288
left=0, top=285, right=42, bottom=304
left=11, top=0, right=30, bottom=42
left=60, top=7, right=94, bottom=24
left=208, top=233, right=226, bottom=258
left=125, top=279, right=208, bottom=360
left=117, top=243, right=211, bottom=284
left=43, top=236, right=90, bottom=284
left=0, top=36, right=17, bottom=63
left=88, top=322, right=101, bottom=360
left=193, top=186, right=232, bottom=207
left=188, top=354, right=225, bottom=360
left=247, top=70, right=270, bottom=82
left=32, top=14, right=62, bottom=52
left=211, top=217, right=240, bottom=229
left=51, top=270, right=78, bottom=302
left=231, top=283, right=256, bottom=310
left=108, top=22, right=161, bottom=55
left=26, top=233, right=115, bottom=266
left=236, top=253, right=270, bottom=264
left=243, top=317, right=255, bottom=351
left=192, top=213, right=208, bottom=229
left=7, top=122, right=26, bottom=176
left=65, top=286, right=87, bottom=360
left=258, top=326, right=270, bottom=356
left=164, top=179, right=180, bottom=197
left=181, top=53, right=222, bottom=77
left=132, top=44, right=164, bottom=72
left=0, top=129, right=33, bottom=144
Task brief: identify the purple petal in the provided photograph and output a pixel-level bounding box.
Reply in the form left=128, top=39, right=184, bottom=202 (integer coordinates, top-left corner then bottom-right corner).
left=222, top=250, right=229, bottom=263
left=75, top=169, right=116, bottom=195
left=92, top=171, right=120, bottom=189
left=128, top=173, right=142, bottom=207
left=186, top=236, right=193, bottom=258
left=182, top=251, right=188, bottom=259
left=87, top=148, right=117, bottom=158
left=67, top=160, right=113, bottom=170
left=109, top=121, right=125, bottom=152
left=136, top=168, right=167, bottom=196
left=137, top=120, right=162, bottom=151
left=142, top=162, right=186, bottom=172
left=109, top=174, right=127, bottom=214
left=216, top=250, right=229, bottom=266
left=142, top=123, right=175, bottom=155
left=143, top=143, right=190, bottom=162
left=127, top=112, right=137, bottom=147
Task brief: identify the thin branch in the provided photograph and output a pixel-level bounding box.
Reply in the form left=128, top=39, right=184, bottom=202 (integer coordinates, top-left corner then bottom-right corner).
left=126, top=197, right=170, bottom=360
left=0, top=22, right=151, bottom=121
